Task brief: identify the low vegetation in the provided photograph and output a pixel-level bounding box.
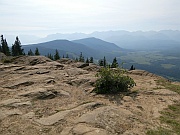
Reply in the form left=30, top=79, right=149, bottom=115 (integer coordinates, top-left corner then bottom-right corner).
left=147, top=79, right=180, bottom=135
left=94, top=67, right=135, bottom=94
left=2, top=58, right=12, bottom=63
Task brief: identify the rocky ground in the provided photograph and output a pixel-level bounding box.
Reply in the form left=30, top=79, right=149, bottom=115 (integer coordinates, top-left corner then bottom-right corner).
left=0, top=56, right=179, bottom=135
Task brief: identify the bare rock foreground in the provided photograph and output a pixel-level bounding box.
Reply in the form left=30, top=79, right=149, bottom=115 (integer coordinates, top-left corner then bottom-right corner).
left=0, top=56, right=179, bottom=135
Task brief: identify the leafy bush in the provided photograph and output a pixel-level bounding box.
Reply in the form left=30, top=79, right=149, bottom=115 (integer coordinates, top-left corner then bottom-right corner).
left=94, top=67, right=135, bottom=94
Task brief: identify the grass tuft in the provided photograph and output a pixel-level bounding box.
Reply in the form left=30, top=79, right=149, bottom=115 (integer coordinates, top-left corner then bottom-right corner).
left=147, top=79, right=180, bottom=135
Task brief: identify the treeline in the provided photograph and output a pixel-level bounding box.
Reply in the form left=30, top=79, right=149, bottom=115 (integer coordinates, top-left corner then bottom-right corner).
left=98, top=56, right=119, bottom=68
left=1, top=35, right=135, bottom=69
left=0, top=35, right=24, bottom=56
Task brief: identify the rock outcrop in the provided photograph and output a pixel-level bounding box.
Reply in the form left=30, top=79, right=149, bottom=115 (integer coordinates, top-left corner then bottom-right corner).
left=0, top=56, right=179, bottom=135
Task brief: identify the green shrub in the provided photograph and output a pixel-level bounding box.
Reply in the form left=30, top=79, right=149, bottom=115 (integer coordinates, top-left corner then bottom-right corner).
left=2, top=58, right=12, bottom=63
left=94, top=67, right=135, bottom=94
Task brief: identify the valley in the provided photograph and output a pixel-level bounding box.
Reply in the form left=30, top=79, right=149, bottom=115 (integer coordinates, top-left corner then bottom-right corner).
left=21, top=31, right=180, bottom=81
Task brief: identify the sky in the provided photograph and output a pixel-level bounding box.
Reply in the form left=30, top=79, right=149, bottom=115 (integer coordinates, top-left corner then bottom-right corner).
left=0, top=0, right=180, bottom=37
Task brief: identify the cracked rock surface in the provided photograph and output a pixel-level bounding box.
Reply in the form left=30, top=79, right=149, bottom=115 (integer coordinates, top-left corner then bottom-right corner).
left=0, top=56, right=179, bottom=135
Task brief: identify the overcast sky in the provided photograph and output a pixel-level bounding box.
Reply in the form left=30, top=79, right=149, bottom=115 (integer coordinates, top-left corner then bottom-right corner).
left=0, top=0, right=180, bottom=37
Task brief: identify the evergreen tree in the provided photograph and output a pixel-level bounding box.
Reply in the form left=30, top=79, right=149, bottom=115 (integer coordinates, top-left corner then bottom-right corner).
left=98, top=59, right=104, bottom=66
left=86, top=58, right=89, bottom=63
left=27, top=49, right=34, bottom=56
left=62, top=55, right=65, bottom=58
left=12, top=36, right=24, bottom=56
left=130, top=65, right=135, bottom=70
left=0, top=44, right=2, bottom=52
left=1, top=35, right=10, bottom=56
left=75, top=58, right=78, bottom=62
left=54, top=49, right=60, bottom=60
left=47, top=53, right=53, bottom=60
left=111, top=57, right=119, bottom=68
left=89, top=57, right=93, bottom=63
left=66, top=54, right=69, bottom=58
left=103, top=56, right=107, bottom=67
left=34, top=48, right=40, bottom=56
left=79, top=52, right=84, bottom=62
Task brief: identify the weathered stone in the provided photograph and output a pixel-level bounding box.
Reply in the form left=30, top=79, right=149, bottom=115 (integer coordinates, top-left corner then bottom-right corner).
left=23, top=112, right=35, bottom=119
left=36, top=70, right=50, bottom=74
left=4, top=81, right=34, bottom=89
left=18, top=88, right=58, bottom=100
left=12, top=101, right=32, bottom=107
left=123, top=96, right=133, bottom=102
left=72, top=124, right=107, bottom=135
left=57, top=58, right=75, bottom=64
left=0, top=98, right=21, bottom=106
left=59, top=90, right=70, bottom=97
left=46, top=79, right=56, bottom=84
left=0, top=109, right=22, bottom=120
left=35, top=102, right=102, bottom=126
left=35, top=110, right=70, bottom=126
left=78, top=63, right=89, bottom=68
left=66, top=68, right=88, bottom=76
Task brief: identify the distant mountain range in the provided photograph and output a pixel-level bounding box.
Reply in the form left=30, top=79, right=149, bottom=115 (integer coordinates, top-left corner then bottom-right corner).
left=34, top=30, right=180, bottom=51
left=23, top=37, right=124, bottom=60
left=19, top=30, right=180, bottom=81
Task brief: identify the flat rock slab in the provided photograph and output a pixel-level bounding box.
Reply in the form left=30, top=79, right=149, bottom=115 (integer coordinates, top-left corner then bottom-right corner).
left=18, top=88, right=58, bottom=100
left=0, top=109, right=22, bottom=120
left=23, top=112, right=35, bottom=119
left=12, top=101, right=32, bottom=107
left=35, top=110, right=70, bottom=126
left=66, top=68, right=89, bottom=76
left=0, top=98, right=21, bottom=106
left=35, top=102, right=103, bottom=126
left=4, top=81, right=34, bottom=89
left=75, top=106, right=134, bottom=134
left=60, top=124, right=107, bottom=135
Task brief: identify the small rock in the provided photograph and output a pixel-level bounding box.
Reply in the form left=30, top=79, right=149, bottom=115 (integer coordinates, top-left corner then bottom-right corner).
left=123, top=96, right=133, bottom=102
left=78, top=63, right=89, bottom=68
left=36, top=70, right=50, bottom=74
left=46, top=79, right=56, bottom=84
left=23, top=112, right=35, bottom=119
left=18, top=88, right=58, bottom=100
left=136, top=105, right=144, bottom=111
left=59, top=90, right=70, bottom=97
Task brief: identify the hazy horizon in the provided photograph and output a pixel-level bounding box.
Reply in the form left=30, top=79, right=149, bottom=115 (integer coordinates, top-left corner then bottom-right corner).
left=1, top=0, right=180, bottom=37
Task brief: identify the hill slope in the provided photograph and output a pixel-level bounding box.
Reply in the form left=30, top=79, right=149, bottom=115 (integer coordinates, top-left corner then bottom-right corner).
left=23, top=38, right=125, bottom=60
left=23, top=40, right=99, bottom=58
left=72, top=37, right=122, bottom=52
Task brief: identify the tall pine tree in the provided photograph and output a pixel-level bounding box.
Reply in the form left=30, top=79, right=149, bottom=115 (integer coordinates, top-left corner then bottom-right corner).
left=111, top=57, right=119, bottom=68
left=1, top=35, right=10, bottom=56
left=34, top=48, right=40, bottom=56
left=89, top=57, right=93, bottom=63
left=12, top=36, right=24, bottom=56
left=27, top=49, right=34, bottom=56
left=86, top=58, right=89, bottom=63
left=103, top=56, right=107, bottom=67
left=47, top=53, right=53, bottom=60
left=79, top=52, right=84, bottom=62
left=98, top=59, right=104, bottom=66
left=54, top=49, right=60, bottom=60
left=0, top=43, right=2, bottom=52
